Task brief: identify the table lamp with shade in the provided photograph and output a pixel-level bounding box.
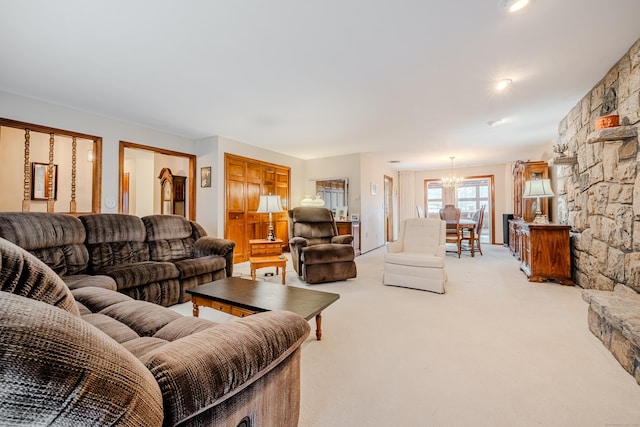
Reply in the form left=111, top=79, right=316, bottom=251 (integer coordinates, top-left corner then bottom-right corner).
left=523, top=178, right=554, bottom=224
left=256, top=194, right=284, bottom=241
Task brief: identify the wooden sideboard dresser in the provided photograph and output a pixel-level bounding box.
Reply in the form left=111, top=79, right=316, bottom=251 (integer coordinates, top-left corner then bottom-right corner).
left=335, top=220, right=361, bottom=256
left=519, top=223, right=573, bottom=285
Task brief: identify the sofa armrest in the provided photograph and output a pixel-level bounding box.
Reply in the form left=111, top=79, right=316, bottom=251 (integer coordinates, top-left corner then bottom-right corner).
left=194, top=237, right=236, bottom=277
left=387, top=240, right=403, bottom=253
left=289, top=237, right=309, bottom=248
left=435, top=244, right=446, bottom=258
left=331, top=235, right=353, bottom=245
left=141, top=311, right=310, bottom=426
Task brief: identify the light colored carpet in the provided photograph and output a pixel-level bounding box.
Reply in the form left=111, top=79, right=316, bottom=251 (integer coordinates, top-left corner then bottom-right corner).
left=171, top=245, right=640, bottom=427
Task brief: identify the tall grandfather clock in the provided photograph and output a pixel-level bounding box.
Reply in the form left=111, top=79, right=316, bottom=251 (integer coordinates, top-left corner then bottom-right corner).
left=159, top=168, right=186, bottom=216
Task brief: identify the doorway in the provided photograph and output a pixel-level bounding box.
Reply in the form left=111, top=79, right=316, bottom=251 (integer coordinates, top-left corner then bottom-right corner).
left=118, top=141, right=196, bottom=219
left=384, top=175, right=394, bottom=242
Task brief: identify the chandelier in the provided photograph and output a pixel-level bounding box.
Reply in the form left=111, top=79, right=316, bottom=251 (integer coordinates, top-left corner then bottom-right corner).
left=442, top=156, right=464, bottom=188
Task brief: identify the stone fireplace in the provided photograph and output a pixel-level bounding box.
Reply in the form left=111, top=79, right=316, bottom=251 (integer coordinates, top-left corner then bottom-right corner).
left=555, top=37, right=640, bottom=384
left=556, top=37, right=640, bottom=293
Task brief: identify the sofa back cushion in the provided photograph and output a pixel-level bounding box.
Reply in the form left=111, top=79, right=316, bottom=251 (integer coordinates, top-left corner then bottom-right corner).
left=289, top=207, right=337, bottom=245
left=80, top=214, right=150, bottom=271
left=0, top=212, right=89, bottom=275
left=142, top=214, right=196, bottom=261
left=402, top=218, right=446, bottom=254
left=0, top=237, right=79, bottom=315
left=0, top=291, right=163, bottom=426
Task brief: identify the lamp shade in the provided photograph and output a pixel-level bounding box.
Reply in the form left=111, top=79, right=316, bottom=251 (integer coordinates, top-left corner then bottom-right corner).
left=522, top=179, right=554, bottom=198
left=256, top=195, right=283, bottom=213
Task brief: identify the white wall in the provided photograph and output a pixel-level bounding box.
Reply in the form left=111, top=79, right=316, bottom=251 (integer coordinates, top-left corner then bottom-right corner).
left=0, top=90, right=196, bottom=213
left=360, top=153, right=398, bottom=252
left=303, top=153, right=361, bottom=215
left=195, top=135, right=306, bottom=237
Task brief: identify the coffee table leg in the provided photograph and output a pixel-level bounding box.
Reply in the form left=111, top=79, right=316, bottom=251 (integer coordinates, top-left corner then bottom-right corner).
left=192, top=302, right=200, bottom=317
left=282, top=266, right=286, bottom=285
left=251, top=264, right=256, bottom=281
left=315, top=313, right=322, bottom=340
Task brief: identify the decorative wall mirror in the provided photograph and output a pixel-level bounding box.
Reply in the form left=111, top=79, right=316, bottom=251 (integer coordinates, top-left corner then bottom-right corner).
left=310, top=178, right=349, bottom=216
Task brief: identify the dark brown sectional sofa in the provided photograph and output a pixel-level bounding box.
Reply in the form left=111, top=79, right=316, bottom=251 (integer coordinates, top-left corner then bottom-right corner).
left=0, top=212, right=235, bottom=306
left=0, top=236, right=310, bottom=426
left=0, top=212, right=311, bottom=425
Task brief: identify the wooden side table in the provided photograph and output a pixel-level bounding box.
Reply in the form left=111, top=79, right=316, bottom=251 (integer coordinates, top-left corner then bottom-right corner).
left=249, top=239, right=287, bottom=285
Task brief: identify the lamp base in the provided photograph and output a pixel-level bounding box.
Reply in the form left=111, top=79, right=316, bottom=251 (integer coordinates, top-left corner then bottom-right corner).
left=532, top=214, right=549, bottom=224
left=266, top=224, right=276, bottom=241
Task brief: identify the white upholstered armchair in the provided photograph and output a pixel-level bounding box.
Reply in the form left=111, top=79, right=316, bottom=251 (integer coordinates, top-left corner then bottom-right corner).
left=383, top=218, right=447, bottom=293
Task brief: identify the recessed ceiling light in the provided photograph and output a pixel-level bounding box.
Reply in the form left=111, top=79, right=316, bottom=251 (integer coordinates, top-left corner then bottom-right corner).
left=488, top=119, right=504, bottom=127
left=389, top=160, right=400, bottom=163
left=496, top=79, right=512, bottom=91
left=501, top=0, right=530, bottom=12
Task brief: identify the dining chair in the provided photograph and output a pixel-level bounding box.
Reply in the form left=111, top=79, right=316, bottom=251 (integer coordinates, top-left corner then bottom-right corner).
left=439, top=204, right=462, bottom=257
left=461, top=205, right=485, bottom=256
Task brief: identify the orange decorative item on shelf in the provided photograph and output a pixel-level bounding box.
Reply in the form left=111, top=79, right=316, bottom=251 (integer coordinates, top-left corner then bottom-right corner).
left=595, top=114, right=619, bottom=130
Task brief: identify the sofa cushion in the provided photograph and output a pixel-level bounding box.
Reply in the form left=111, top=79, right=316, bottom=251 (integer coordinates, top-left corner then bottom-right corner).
left=174, top=255, right=226, bottom=278
left=85, top=241, right=151, bottom=271
left=143, top=215, right=197, bottom=261
left=72, top=286, right=183, bottom=337
left=154, top=316, right=219, bottom=341
left=0, top=212, right=89, bottom=275
left=0, top=291, right=164, bottom=426
left=81, top=214, right=151, bottom=271
left=302, top=243, right=355, bottom=265
left=0, top=237, right=79, bottom=316
left=81, top=313, right=141, bottom=344
left=144, top=214, right=193, bottom=241
left=62, top=273, right=117, bottom=291
left=384, top=252, right=445, bottom=268
left=97, top=261, right=179, bottom=290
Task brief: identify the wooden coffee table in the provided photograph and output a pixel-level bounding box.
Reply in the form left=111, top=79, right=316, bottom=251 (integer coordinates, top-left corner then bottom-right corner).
left=186, top=277, right=340, bottom=340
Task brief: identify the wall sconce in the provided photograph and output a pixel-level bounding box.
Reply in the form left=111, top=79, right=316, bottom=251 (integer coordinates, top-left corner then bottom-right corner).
left=87, top=150, right=94, bottom=162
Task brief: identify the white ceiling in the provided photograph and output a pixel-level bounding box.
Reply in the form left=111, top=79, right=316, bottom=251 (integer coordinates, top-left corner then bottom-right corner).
left=1, top=0, right=639, bottom=170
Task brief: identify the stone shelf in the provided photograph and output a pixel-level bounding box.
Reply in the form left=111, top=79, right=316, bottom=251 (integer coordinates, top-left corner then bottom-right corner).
left=548, top=156, right=578, bottom=166
left=587, top=125, right=637, bottom=144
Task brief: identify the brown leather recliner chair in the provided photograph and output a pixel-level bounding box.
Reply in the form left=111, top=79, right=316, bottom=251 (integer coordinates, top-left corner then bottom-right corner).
left=288, top=207, right=357, bottom=284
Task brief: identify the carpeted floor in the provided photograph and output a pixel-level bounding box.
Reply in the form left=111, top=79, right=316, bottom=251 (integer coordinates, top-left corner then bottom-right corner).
left=172, top=244, right=640, bottom=427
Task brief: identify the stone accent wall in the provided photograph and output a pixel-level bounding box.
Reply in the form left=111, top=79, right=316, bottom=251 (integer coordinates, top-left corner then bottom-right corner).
left=556, top=37, right=640, bottom=292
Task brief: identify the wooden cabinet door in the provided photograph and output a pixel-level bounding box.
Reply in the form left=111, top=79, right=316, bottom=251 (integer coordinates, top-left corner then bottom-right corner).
left=513, top=160, right=549, bottom=222
left=225, top=154, right=290, bottom=262
left=226, top=158, right=247, bottom=263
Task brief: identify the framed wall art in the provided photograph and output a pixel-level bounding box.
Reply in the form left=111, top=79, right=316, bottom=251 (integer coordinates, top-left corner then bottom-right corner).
left=31, top=162, right=58, bottom=200
left=201, top=166, right=211, bottom=188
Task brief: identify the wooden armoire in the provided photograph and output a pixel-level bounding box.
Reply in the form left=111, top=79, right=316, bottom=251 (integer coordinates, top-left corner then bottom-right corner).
left=508, top=160, right=573, bottom=287
left=512, top=160, right=549, bottom=223
left=225, top=153, right=290, bottom=263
